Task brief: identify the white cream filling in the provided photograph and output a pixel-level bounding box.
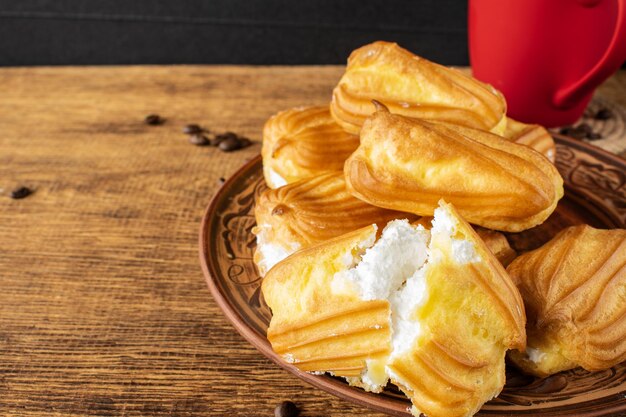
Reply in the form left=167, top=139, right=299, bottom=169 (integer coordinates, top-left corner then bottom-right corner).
left=331, top=219, right=430, bottom=390
left=268, top=168, right=287, bottom=188
left=361, top=358, right=389, bottom=392
left=255, top=224, right=300, bottom=275
left=389, top=266, right=429, bottom=357
left=526, top=347, right=546, bottom=364
left=332, top=220, right=429, bottom=301
left=432, top=206, right=480, bottom=263
left=329, top=207, right=481, bottom=392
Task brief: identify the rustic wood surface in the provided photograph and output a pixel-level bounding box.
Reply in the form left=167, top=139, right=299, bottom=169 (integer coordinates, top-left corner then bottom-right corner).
left=0, top=66, right=625, bottom=417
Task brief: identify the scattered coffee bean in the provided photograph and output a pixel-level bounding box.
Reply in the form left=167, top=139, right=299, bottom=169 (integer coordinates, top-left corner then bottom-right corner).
left=274, top=401, right=299, bottom=417
left=571, top=127, right=588, bottom=139
left=218, top=136, right=242, bottom=152
left=594, top=108, right=613, bottom=120
left=10, top=186, right=33, bottom=199
left=588, top=132, right=603, bottom=140
left=560, top=125, right=586, bottom=139
left=183, top=124, right=203, bottom=134
left=210, top=134, right=227, bottom=147
left=188, top=134, right=210, bottom=146
left=579, top=123, right=593, bottom=134
left=145, top=114, right=164, bottom=125
left=238, top=137, right=252, bottom=148
left=215, top=132, right=238, bottom=145
left=182, top=124, right=254, bottom=152
left=571, top=125, right=591, bottom=139
left=560, top=124, right=604, bottom=141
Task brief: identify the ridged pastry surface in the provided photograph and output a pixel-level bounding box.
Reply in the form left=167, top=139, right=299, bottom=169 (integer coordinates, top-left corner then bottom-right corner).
left=262, top=226, right=392, bottom=380
left=344, top=109, right=564, bottom=232
left=475, top=228, right=517, bottom=267
left=387, top=201, right=526, bottom=417
left=262, top=106, right=359, bottom=188
left=503, top=117, right=556, bottom=163
left=330, top=41, right=507, bottom=135
left=253, top=172, right=412, bottom=276
left=507, top=225, right=626, bottom=376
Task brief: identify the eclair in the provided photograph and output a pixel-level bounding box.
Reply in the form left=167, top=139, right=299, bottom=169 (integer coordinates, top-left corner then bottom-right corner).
left=262, top=201, right=526, bottom=417
left=262, top=106, right=359, bottom=188
left=507, top=225, right=626, bottom=377
left=330, top=41, right=507, bottom=135
left=344, top=105, right=563, bottom=232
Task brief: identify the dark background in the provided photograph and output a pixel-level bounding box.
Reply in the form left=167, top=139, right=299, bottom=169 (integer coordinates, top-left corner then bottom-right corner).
left=0, top=0, right=469, bottom=66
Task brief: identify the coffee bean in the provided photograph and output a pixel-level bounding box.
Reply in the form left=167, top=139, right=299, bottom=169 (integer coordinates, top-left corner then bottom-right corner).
left=10, top=186, right=33, bottom=199
left=274, top=401, right=299, bottom=417
left=218, top=136, right=242, bottom=152
left=183, top=124, right=203, bottom=134
left=145, top=114, right=164, bottom=125
left=239, top=137, right=252, bottom=148
left=588, top=132, right=603, bottom=140
left=188, top=134, right=210, bottom=146
left=578, top=123, right=593, bottom=135
left=594, top=108, right=613, bottom=120
left=210, top=135, right=226, bottom=147
left=565, top=126, right=588, bottom=139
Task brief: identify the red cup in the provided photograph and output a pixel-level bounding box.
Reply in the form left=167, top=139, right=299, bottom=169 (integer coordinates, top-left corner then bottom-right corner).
left=469, top=0, right=626, bottom=127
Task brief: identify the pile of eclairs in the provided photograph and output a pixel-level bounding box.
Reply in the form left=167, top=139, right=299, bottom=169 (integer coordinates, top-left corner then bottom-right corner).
left=249, top=42, right=625, bottom=417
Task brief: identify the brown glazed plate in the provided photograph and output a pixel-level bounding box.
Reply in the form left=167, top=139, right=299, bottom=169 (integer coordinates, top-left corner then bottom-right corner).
left=199, top=135, right=626, bottom=417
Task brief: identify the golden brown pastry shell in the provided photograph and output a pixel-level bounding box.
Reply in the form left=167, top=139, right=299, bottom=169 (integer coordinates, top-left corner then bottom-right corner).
left=387, top=202, right=526, bottom=417
left=330, top=41, right=507, bottom=135
left=507, top=225, right=626, bottom=376
left=503, top=117, right=556, bottom=163
left=344, top=110, right=564, bottom=232
left=262, top=106, right=359, bottom=188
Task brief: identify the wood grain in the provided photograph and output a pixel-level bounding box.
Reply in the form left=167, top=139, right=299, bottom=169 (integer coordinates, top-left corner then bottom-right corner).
left=0, top=66, right=624, bottom=417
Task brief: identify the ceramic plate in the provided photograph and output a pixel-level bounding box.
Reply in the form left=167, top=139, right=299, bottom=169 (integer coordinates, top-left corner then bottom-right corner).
left=199, top=135, right=626, bottom=416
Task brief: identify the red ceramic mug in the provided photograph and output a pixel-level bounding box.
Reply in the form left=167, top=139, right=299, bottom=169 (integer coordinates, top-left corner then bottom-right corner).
left=469, top=0, right=626, bottom=127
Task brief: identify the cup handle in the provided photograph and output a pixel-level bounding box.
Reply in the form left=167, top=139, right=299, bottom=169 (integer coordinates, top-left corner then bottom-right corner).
left=554, top=0, right=626, bottom=108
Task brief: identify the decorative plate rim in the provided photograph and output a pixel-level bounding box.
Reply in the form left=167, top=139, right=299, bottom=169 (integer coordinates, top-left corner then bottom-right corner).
left=199, top=135, right=626, bottom=417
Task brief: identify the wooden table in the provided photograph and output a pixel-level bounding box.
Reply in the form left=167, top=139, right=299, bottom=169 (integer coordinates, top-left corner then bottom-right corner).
left=1, top=66, right=625, bottom=417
